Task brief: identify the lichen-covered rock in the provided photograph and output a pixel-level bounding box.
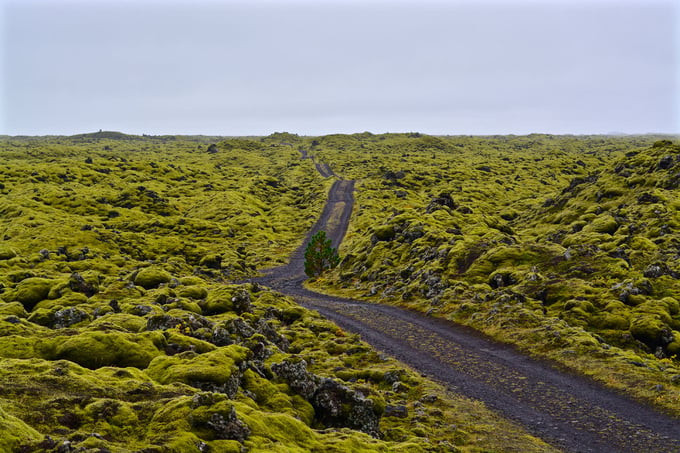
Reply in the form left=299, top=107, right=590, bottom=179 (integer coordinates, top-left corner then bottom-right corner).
left=426, top=192, right=457, bottom=212
left=52, top=307, right=90, bottom=329
left=191, top=404, right=250, bottom=442
left=272, top=359, right=319, bottom=400
left=134, top=267, right=172, bottom=289
left=272, top=359, right=382, bottom=437
left=231, top=289, right=252, bottom=314
left=311, top=378, right=382, bottom=437
left=224, top=317, right=255, bottom=340
left=384, top=404, right=408, bottom=418
left=68, top=272, right=98, bottom=297
left=254, top=318, right=290, bottom=351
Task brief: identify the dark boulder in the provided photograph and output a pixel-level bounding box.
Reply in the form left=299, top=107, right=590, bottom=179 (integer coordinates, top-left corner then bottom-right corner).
left=311, top=378, right=381, bottom=437
left=658, top=155, right=675, bottom=170
left=384, top=405, right=408, bottom=418
left=69, top=272, right=98, bottom=297
left=271, top=359, right=319, bottom=400
left=52, top=308, right=90, bottom=329
left=637, top=193, right=660, bottom=204
left=231, top=289, right=252, bottom=314
left=272, top=359, right=383, bottom=437
left=489, top=272, right=516, bottom=289
left=426, top=192, right=457, bottom=212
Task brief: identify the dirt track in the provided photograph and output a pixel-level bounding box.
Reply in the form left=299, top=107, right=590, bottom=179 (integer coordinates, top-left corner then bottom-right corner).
left=251, top=166, right=680, bottom=452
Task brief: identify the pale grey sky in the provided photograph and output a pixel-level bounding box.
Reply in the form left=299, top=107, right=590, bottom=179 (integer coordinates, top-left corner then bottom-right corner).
left=1, top=0, right=678, bottom=136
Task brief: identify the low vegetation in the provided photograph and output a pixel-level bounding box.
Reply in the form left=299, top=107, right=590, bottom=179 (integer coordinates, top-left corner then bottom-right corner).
left=0, top=132, right=555, bottom=452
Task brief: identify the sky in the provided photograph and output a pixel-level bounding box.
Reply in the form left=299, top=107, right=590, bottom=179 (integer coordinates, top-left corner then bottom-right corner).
left=0, top=0, right=678, bottom=136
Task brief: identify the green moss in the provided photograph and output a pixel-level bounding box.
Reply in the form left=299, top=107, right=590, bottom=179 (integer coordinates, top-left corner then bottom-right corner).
left=89, top=312, right=147, bottom=332
left=0, top=405, right=41, bottom=451
left=0, top=301, right=28, bottom=318
left=373, top=226, right=396, bottom=241
left=146, top=345, right=250, bottom=386
left=0, top=247, right=17, bottom=260
left=164, top=331, right=216, bottom=354
left=48, top=330, right=163, bottom=369
left=134, top=267, right=172, bottom=289
left=178, top=285, right=208, bottom=300
left=7, top=278, right=54, bottom=310
left=629, top=314, right=671, bottom=347
left=200, top=286, right=239, bottom=315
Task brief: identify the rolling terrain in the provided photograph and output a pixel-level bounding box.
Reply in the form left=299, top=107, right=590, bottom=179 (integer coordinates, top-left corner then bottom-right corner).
left=0, top=132, right=679, bottom=452
left=0, top=133, right=556, bottom=452
left=310, top=133, right=680, bottom=417
left=256, top=138, right=680, bottom=452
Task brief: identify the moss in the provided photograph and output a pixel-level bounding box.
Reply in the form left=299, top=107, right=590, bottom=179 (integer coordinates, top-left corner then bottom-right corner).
left=0, top=405, right=41, bottom=451
left=7, top=277, right=54, bottom=310
left=164, top=331, right=216, bottom=354
left=89, top=312, right=147, bottom=332
left=49, top=330, right=163, bottom=369
left=83, top=398, right=140, bottom=429
left=629, top=315, right=671, bottom=347
left=146, top=345, right=250, bottom=386
left=179, top=276, right=207, bottom=286
left=178, top=285, right=208, bottom=300
left=373, top=226, right=396, bottom=241
left=0, top=247, right=17, bottom=260
left=200, top=286, right=239, bottom=315
left=134, top=267, right=172, bottom=289
left=0, top=335, right=42, bottom=359
left=0, top=301, right=28, bottom=318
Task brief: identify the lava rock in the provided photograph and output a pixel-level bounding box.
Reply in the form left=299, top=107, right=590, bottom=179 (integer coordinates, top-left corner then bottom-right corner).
left=69, top=272, right=98, bottom=297
left=271, top=359, right=319, bottom=400
left=384, top=405, right=408, bottom=418
left=311, top=378, right=381, bottom=437
left=52, top=307, right=89, bottom=329
left=231, top=289, right=252, bottom=314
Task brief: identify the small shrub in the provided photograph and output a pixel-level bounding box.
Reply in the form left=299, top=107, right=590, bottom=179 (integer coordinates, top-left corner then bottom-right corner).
left=304, top=231, right=339, bottom=278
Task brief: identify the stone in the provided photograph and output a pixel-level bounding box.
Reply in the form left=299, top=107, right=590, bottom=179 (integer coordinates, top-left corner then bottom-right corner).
left=69, top=272, right=98, bottom=297
left=384, top=405, right=408, bottom=418
left=272, top=359, right=319, bottom=400
left=53, top=307, right=89, bottom=329
left=231, top=289, right=252, bottom=314
left=311, top=378, right=381, bottom=438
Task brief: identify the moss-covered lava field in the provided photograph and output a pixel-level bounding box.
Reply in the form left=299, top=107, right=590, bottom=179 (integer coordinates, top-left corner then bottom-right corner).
left=0, top=132, right=563, bottom=452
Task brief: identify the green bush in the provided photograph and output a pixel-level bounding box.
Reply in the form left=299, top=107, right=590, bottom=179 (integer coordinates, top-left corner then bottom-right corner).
left=304, top=231, right=339, bottom=278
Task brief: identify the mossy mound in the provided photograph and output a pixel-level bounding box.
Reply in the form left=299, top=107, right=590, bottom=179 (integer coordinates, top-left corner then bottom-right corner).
left=0, top=405, right=41, bottom=451
left=5, top=277, right=54, bottom=310
left=134, top=267, right=172, bottom=289
left=48, top=330, right=163, bottom=369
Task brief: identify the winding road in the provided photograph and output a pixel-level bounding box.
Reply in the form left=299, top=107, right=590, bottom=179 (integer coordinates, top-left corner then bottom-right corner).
left=252, top=159, right=680, bottom=453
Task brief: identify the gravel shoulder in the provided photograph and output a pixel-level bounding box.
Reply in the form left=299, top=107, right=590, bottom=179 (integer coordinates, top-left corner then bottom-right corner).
left=251, top=169, right=680, bottom=453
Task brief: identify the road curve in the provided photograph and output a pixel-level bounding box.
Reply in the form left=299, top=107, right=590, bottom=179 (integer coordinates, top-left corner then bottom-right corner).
left=251, top=167, right=680, bottom=453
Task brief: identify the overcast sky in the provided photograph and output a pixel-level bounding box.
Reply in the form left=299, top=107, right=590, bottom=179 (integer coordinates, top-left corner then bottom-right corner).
left=1, top=0, right=678, bottom=136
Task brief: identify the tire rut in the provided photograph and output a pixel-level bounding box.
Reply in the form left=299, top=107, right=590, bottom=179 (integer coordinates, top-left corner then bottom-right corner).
left=250, top=164, right=680, bottom=453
